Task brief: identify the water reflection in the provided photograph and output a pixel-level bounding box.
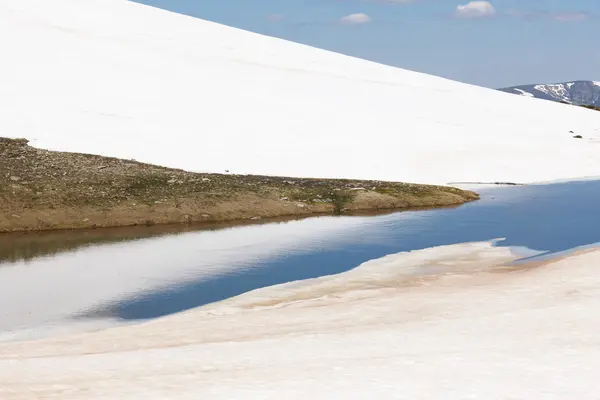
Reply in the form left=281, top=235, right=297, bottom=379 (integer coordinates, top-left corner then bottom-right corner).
left=0, top=217, right=310, bottom=264
left=2, top=181, right=600, bottom=335
left=0, top=215, right=379, bottom=336
left=106, top=181, right=600, bottom=320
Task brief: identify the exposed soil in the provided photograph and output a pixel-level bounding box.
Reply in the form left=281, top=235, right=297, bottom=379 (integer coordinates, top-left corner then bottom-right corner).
left=0, top=138, right=478, bottom=233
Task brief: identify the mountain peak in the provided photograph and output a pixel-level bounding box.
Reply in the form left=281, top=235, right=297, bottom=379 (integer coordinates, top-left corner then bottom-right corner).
left=499, top=81, right=600, bottom=106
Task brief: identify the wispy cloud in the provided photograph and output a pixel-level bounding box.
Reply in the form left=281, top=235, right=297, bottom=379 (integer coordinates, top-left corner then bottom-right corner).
left=452, top=2, right=591, bottom=22
left=365, top=0, right=415, bottom=3
left=506, top=9, right=591, bottom=22
left=339, top=13, right=373, bottom=25
left=546, top=11, right=589, bottom=22
left=552, top=12, right=590, bottom=22
left=266, top=14, right=284, bottom=22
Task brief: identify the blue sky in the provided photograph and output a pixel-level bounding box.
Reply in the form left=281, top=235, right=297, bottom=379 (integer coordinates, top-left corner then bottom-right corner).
left=134, top=0, right=599, bottom=88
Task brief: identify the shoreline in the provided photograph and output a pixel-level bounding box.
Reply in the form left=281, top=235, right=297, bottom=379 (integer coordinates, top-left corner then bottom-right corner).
left=3, top=241, right=600, bottom=400
left=1, top=138, right=479, bottom=233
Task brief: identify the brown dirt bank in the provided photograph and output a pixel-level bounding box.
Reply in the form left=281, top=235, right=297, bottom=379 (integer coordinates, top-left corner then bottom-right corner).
left=0, top=137, right=478, bottom=233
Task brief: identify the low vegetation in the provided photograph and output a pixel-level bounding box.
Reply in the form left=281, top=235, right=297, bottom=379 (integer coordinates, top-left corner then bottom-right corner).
left=580, top=104, right=600, bottom=112
left=559, top=100, right=600, bottom=112
left=0, top=138, right=478, bottom=232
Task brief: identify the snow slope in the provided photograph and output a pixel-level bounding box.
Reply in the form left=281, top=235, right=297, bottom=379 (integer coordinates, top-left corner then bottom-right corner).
left=2, top=241, right=600, bottom=398
left=2, top=0, right=600, bottom=184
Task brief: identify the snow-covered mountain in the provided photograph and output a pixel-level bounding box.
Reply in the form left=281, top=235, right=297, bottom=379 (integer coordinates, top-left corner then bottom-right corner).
left=2, top=0, right=600, bottom=185
left=499, top=81, right=600, bottom=107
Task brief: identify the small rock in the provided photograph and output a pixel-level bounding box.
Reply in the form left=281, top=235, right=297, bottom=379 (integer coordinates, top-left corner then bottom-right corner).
left=573, top=135, right=583, bottom=139
left=350, top=187, right=365, bottom=191
left=201, top=214, right=211, bottom=218
left=296, top=203, right=306, bottom=208
left=202, top=178, right=211, bottom=182
left=9, top=176, right=21, bottom=182
left=250, top=216, right=262, bottom=220
left=83, top=218, right=90, bottom=222
left=11, top=214, right=20, bottom=219
left=167, top=179, right=177, bottom=184
left=279, top=197, right=289, bottom=201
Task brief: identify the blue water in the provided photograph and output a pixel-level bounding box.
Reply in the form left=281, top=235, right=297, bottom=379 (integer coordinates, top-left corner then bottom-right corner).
left=2, top=181, right=599, bottom=329
left=110, top=181, right=600, bottom=320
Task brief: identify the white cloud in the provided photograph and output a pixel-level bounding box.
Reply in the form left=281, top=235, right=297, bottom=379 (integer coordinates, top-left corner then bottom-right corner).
left=339, top=13, right=372, bottom=25
left=455, top=1, right=496, bottom=19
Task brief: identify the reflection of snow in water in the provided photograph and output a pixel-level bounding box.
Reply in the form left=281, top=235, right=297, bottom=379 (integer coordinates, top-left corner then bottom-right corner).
left=3, top=181, right=600, bottom=341
left=0, top=215, right=384, bottom=340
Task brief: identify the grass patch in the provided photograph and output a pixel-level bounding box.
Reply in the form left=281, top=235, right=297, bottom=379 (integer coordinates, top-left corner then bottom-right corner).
left=0, top=137, right=479, bottom=232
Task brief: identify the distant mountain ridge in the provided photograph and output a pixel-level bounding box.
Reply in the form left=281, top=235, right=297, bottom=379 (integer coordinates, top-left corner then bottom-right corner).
left=499, top=80, right=600, bottom=107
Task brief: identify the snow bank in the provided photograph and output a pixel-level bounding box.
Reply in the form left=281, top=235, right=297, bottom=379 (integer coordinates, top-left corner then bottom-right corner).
left=2, top=241, right=600, bottom=398
left=1, top=0, right=600, bottom=184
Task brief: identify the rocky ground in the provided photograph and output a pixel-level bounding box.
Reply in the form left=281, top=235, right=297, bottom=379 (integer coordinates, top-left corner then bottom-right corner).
left=0, top=138, right=478, bottom=232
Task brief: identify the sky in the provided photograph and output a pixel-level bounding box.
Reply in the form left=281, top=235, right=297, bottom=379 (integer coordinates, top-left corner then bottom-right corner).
left=134, top=0, right=599, bottom=88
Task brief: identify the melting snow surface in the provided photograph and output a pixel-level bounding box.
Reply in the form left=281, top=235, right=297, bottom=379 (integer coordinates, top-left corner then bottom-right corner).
left=1, top=241, right=600, bottom=398
left=1, top=0, right=600, bottom=184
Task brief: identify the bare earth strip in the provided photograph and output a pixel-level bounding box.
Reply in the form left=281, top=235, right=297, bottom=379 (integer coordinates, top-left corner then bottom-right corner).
left=0, top=138, right=477, bottom=232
